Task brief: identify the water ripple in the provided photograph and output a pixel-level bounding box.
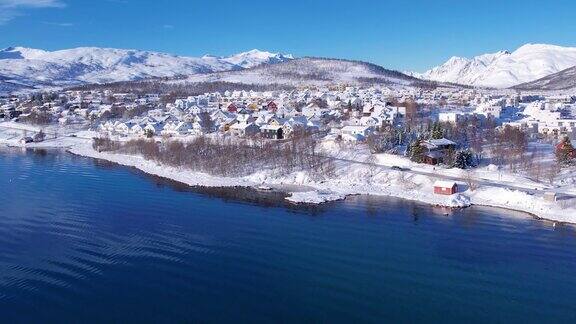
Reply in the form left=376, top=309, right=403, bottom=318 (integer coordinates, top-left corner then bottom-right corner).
left=0, top=148, right=576, bottom=322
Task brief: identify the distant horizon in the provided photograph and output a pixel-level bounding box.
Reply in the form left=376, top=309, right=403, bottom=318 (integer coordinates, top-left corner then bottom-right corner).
left=1, top=0, right=576, bottom=72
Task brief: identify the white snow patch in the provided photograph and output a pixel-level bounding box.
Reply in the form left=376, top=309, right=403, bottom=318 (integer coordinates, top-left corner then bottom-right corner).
left=286, top=190, right=347, bottom=204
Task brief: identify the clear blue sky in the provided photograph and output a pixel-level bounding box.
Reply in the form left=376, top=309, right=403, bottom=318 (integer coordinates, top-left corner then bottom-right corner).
left=0, top=0, right=575, bottom=71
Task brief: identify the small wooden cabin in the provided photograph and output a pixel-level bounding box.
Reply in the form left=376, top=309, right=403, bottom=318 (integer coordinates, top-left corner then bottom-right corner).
left=433, top=181, right=458, bottom=195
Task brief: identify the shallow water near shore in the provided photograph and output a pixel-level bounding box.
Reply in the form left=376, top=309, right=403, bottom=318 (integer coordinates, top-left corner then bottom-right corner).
left=1, top=148, right=576, bottom=322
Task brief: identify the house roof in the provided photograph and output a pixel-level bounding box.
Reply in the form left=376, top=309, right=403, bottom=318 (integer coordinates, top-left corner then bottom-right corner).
left=261, top=125, right=282, bottom=131
left=427, top=138, right=456, bottom=146
left=230, top=122, right=257, bottom=130
left=422, top=138, right=457, bottom=149
left=342, top=125, right=371, bottom=131
left=433, top=180, right=457, bottom=188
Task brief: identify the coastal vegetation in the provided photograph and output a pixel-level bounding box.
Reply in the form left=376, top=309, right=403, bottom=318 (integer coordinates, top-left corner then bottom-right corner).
left=93, top=132, right=336, bottom=179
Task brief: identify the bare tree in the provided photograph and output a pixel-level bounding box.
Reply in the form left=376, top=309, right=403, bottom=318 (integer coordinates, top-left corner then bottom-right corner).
left=365, top=154, right=379, bottom=180
left=465, top=171, right=478, bottom=191
left=105, top=133, right=334, bottom=180
left=545, top=162, right=562, bottom=185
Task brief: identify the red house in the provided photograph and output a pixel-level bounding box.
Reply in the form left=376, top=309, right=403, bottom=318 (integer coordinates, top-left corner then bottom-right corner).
left=227, top=103, right=238, bottom=113
left=433, top=181, right=458, bottom=195
left=267, top=101, right=278, bottom=112
left=555, top=140, right=576, bottom=158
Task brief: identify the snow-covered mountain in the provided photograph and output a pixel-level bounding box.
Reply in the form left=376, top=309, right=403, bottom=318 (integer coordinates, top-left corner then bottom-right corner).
left=0, top=46, right=293, bottom=93
left=75, top=57, right=441, bottom=95
left=183, top=57, right=426, bottom=87
left=217, top=49, right=294, bottom=69
left=514, top=65, right=576, bottom=91
left=416, top=44, right=576, bottom=88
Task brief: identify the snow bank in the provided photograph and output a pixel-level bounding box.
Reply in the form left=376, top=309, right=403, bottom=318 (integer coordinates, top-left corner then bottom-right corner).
left=69, top=144, right=255, bottom=188
left=470, top=187, right=576, bottom=223
left=446, top=193, right=472, bottom=208
left=286, top=191, right=347, bottom=204
left=65, top=143, right=576, bottom=223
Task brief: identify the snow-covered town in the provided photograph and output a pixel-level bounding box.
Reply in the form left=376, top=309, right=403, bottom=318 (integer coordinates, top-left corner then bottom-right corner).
left=2, top=83, right=576, bottom=223
left=4, top=1, right=576, bottom=321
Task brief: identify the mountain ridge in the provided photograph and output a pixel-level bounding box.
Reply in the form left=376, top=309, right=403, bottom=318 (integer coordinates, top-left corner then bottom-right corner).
left=181, top=56, right=436, bottom=88
left=0, top=46, right=294, bottom=93
left=415, top=43, right=576, bottom=88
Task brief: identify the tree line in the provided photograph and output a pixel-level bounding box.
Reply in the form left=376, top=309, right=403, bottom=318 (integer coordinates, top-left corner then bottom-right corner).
left=93, top=131, right=336, bottom=179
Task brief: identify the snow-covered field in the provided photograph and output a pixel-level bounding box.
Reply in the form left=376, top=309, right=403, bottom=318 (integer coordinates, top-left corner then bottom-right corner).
left=2, top=122, right=576, bottom=224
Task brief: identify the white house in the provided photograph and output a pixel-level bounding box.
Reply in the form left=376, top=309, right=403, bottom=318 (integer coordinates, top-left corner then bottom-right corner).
left=341, top=125, right=374, bottom=137
left=340, top=125, right=374, bottom=141
left=161, top=122, right=194, bottom=137
left=229, top=122, right=260, bottom=137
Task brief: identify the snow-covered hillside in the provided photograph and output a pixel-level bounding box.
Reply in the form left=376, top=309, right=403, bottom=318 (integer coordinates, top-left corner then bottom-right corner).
left=183, top=57, right=425, bottom=87
left=218, top=49, right=293, bottom=69
left=417, top=44, right=576, bottom=88
left=0, top=46, right=293, bottom=93
left=514, top=65, right=576, bottom=91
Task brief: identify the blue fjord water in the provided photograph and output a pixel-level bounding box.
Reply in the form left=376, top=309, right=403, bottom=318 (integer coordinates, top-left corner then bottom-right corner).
left=0, top=148, right=575, bottom=323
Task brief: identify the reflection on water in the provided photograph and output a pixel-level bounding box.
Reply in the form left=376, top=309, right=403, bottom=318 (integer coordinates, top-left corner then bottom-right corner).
left=1, top=148, right=575, bottom=323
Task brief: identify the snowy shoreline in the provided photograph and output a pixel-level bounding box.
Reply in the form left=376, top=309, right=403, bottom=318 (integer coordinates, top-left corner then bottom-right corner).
left=64, top=144, right=576, bottom=225
left=1, top=121, right=574, bottom=224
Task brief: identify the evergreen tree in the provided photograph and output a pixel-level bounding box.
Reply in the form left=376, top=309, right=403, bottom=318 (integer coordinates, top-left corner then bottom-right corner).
left=144, top=129, right=154, bottom=138
left=431, top=122, right=444, bottom=139
left=408, top=140, right=425, bottom=163
left=453, top=150, right=475, bottom=169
